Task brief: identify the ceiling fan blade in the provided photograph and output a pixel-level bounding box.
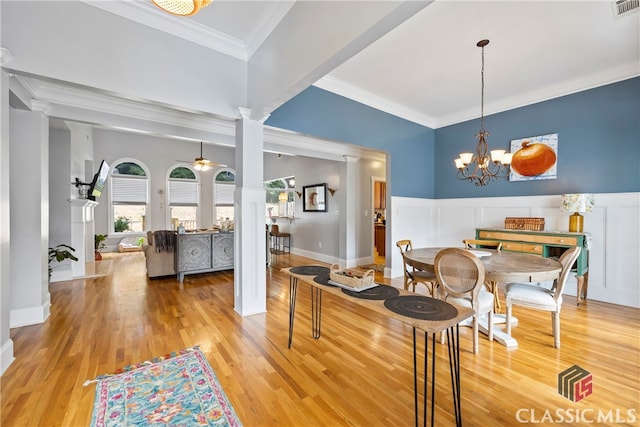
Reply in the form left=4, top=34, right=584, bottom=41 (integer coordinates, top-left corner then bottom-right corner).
left=176, top=142, right=227, bottom=168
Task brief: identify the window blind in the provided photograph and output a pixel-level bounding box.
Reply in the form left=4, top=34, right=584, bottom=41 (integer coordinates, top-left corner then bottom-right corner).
left=111, top=176, right=148, bottom=205
left=215, top=183, right=235, bottom=206
left=169, top=180, right=198, bottom=206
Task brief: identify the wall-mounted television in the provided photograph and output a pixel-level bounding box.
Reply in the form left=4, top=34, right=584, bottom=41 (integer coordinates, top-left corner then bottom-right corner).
left=88, top=160, right=110, bottom=200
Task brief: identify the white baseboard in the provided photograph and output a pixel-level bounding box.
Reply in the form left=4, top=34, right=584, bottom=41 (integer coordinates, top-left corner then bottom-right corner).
left=50, top=265, right=73, bottom=282
left=10, top=302, right=50, bottom=328
left=1, top=338, right=15, bottom=375
left=291, top=248, right=339, bottom=265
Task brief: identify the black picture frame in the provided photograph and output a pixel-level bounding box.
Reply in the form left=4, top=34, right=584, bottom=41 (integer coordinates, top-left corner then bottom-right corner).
left=303, top=183, right=327, bottom=212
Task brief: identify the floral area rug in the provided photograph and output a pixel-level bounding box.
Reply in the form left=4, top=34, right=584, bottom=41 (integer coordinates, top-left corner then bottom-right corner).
left=86, top=347, right=241, bottom=426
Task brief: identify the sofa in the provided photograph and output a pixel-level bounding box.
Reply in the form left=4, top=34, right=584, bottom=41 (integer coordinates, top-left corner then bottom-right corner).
left=142, top=230, right=176, bottom=278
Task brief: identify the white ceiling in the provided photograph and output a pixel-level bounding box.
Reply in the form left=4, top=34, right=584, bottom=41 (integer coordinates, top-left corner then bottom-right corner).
left=4, top=0, right=639, bottom=149
left=92, top=0, right=640, bottom=129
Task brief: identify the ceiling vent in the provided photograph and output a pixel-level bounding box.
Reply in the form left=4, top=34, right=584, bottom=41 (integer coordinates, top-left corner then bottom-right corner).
left=612, top=0, right=639, bottom=19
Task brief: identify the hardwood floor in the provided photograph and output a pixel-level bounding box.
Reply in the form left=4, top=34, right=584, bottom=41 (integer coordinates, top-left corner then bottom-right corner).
left=2, top=252, right=639, bottom=426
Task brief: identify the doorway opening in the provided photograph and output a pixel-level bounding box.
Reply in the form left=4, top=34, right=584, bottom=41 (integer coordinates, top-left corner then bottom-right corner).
left=372, top=177, right=386, bottom=268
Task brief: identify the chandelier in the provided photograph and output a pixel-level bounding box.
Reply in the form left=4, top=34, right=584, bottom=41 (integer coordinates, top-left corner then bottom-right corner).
left=151, top=0, right=213, bottom=16
left=455, top=39, right=512, bottom=186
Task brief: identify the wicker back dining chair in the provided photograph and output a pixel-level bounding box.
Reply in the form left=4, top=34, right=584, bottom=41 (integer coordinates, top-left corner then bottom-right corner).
left=395, top=239, right=438, bottom=296
left=434, top=247, right=494, bottom=354
left=463, top=239, right=503, bottom=311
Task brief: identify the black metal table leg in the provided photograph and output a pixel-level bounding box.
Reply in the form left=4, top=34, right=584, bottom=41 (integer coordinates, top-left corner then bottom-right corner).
left=288, top=277, right=298, bottom=349
left=311, top=286, right=322, bottom=339
left=413, top=326, right=462, bottom=427
left=447, top=325, right=462, bottom=427
left=413, top=328, right=431, bottom=427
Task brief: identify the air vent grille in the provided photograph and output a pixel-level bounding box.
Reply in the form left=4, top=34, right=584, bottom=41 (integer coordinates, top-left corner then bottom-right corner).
left=612, top=0, right=639, bottom=19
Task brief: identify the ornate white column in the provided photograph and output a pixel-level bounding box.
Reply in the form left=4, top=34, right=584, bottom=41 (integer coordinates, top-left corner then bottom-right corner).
left=233, top=108, right=267, bottom=316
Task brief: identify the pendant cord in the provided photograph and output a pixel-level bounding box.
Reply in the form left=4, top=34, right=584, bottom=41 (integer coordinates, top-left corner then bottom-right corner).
left=480, top=44, right=485, bottom=132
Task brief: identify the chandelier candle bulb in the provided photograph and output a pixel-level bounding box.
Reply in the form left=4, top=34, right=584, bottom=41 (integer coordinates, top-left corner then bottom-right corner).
left=491, top=150, right=505, bottom=162
left=460, top=152, right=474, bottom=164
left=455, top=158, right=465, bottom=169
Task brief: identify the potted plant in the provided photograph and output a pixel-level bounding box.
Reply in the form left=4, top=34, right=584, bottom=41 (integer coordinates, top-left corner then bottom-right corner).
left=95, top=234, right=107, bottom=260
left=48, top=244, right=78, bottom=280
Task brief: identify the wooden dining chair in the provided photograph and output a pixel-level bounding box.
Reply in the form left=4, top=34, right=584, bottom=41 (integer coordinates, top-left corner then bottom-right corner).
left=395, top=240, right=438, bottom=296
left=435, top=247, right=494, bottom=354
left=463, top=239, right=503, bottom=311
left=505, top=246, right=581, bottom=349
left=463, top=239, right=502, bottom=251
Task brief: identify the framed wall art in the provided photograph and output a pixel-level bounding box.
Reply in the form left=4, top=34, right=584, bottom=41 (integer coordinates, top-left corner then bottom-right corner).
left=303, top=183, right=327, bottom=212
left=509, top=133, right=558, bottom=181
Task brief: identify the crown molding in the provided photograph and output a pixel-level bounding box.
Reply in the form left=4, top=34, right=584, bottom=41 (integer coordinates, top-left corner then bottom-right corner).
left=318, top=68, right=640, bottom=130
left=244, top=2, right=295, bottom=58
left=264, top=125, right=385, bottom=162
left=314, top=75, right=436, bottom=129
left=80, top=1, right=248, bottom=60
left=434, top=66, right=640, bottom=128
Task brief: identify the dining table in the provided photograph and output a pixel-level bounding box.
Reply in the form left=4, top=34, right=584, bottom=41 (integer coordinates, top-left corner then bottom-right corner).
left=404, top=247, right=563, bottom=348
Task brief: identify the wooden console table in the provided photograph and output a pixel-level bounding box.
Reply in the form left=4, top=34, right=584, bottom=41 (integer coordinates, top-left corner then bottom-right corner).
left=475, top=228, right=589, bottom=305
left=176, top=231, right=234, bottom=285
left=282, top=266, right=473, bottom=427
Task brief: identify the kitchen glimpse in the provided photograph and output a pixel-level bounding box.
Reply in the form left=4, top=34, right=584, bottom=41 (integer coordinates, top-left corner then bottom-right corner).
left=374, top=180, right=386, bottom=260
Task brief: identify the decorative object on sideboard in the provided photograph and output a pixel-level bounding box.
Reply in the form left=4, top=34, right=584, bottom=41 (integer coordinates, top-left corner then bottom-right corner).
left=504, top=217, right=545, bottom=231
left=151, top=0, right=212, bottom=16
left=454, top=39, right=512, bottom=186
left=561, top=194, right=594, bottom=232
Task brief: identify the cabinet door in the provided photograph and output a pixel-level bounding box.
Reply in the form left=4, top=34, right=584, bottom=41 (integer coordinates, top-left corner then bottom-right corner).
left=177, top=234, right=212, bottom=271
left=374, top=182, right=386, bottom=210
left=213, top=234, right=234, bottom=268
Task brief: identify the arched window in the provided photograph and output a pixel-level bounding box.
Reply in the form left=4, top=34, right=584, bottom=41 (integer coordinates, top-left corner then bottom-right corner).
left=214, top=169, right=235, bottom=224
left=110, top=160, right=149, bottom=234
left=265, top=176, right=295, bottom=218
left=168, top=165, right=199, bottom=230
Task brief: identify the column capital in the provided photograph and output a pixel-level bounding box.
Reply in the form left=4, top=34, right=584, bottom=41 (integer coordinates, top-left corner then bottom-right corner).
left=343, top=155, right=360, bottom=163
left=30, top=100, right=51, bottom=114
left=237, top=107, right=270, bottom=123
left=0, top=48, right=13, bottom=66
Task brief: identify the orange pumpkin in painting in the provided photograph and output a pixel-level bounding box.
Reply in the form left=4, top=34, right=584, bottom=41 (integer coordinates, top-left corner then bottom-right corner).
left=511, top=141, right=556, bottom=176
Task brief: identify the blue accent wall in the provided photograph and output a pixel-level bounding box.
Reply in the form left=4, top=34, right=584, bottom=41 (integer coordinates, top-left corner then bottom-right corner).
left=267, top=78, right=638, bottom=200
left=435, top=77, right=640, bottom=198
left=266, top=86, right=435, bottom=199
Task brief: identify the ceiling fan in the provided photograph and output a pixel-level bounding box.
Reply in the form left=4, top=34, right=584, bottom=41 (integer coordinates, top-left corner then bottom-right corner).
left=179, top=141, right=227, bottom=171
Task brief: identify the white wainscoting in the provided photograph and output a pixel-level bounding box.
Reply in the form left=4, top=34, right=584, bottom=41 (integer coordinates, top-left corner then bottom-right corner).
left=388, top=192, right=639, bottom=308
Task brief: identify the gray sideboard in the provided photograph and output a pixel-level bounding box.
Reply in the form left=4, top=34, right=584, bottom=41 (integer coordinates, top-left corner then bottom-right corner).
left=176, top=231, right=234, bottom=284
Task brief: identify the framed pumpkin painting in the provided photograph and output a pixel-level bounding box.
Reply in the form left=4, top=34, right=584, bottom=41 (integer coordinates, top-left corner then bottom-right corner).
left=509, top=133, right=558, bottom=181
